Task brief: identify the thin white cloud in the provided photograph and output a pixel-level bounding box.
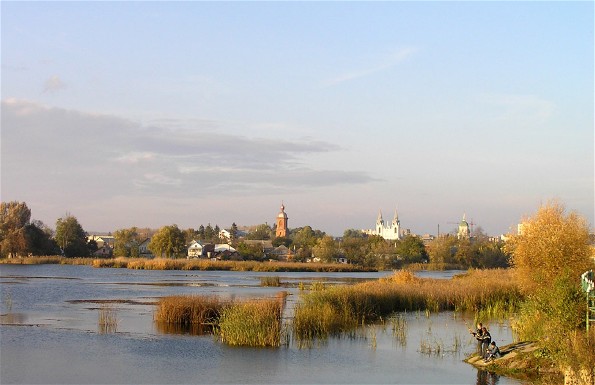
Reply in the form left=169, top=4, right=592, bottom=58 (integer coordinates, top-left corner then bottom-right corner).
left=480, top=93, right=555, bottom=127
left=2, top=99, right=377, bottom=204
left=43, top=75, right=67, bottom=93
left=323, top=47, right=418, bottom=87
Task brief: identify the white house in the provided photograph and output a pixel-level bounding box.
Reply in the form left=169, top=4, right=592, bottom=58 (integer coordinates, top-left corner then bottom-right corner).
left=188, top=240, right=204, bottom=258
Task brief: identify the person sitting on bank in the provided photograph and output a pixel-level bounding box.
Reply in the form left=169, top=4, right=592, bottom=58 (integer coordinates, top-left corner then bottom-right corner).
left=480, top=326, right=491, bottom=356
left=484, top=341, right=501, bottom=362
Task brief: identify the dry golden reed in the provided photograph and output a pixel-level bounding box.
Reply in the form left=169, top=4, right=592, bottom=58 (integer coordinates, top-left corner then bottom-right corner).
left=0, top=256, right=374, bottom=272
left=292, top=269, right=522, bottom=341
left=154, top=295, right=225, bottom=327
left=218, top=298, right=284, bottom=347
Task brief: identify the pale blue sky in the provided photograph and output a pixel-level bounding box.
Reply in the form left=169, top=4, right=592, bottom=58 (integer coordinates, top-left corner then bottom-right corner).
left=2, top=1, right=593, bottom=236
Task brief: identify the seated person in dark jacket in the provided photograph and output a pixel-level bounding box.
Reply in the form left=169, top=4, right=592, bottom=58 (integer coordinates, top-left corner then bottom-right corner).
left=484, top=341, right=501, bottom=361
left=480, top=327, right=491, bottom=356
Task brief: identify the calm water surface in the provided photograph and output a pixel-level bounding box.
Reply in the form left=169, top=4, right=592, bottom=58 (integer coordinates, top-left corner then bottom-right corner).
left=0, top=264, right=520, bottom=384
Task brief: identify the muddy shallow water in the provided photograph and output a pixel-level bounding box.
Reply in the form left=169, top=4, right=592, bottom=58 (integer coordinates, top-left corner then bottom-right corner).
left=0, top=264, right=520, bottom=384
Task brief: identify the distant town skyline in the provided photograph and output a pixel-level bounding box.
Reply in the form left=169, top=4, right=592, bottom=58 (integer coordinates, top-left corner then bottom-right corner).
left=2, top=2, right=593, bottom=237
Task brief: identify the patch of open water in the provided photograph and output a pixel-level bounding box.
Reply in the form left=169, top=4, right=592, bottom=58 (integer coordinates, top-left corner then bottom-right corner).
left=0, top=264, right=519, bottom=384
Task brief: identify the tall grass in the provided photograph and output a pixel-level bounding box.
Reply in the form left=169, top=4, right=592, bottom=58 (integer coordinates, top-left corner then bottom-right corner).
left=0, top=256, right=375, bottom=272
left=218, top=298, right=284, bottom=347
left=292, top=269, right=522, bottom=342
left=154, top=295, right=225, bottom=334
left=260, top=276, right=281, bottom=287
left=98, top=304, right=118, bottom=334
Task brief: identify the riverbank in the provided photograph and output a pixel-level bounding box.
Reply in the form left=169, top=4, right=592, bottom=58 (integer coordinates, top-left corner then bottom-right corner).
left=0, top=256, right=377, bottom=272
left=465, top=341, right=565, bottom=384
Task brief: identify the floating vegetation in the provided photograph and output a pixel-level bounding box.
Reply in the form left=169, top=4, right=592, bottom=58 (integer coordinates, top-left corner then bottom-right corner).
left=98, top=304, right=118, bottom=334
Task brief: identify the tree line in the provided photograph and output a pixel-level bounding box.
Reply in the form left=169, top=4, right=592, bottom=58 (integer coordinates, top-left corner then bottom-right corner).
left=0, top=200, right=510, bottom=269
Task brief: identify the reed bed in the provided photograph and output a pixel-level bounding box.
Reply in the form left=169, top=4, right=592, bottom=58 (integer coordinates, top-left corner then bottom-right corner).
left=1, top=256, right=375, bottom=272
left=98, top=304, right=118, bottom=334
left=292, top=269, right=522, bottom=342
left=218, top=298, right=284, bottom=347
left=154, top=295, right=226, bottom=329
left=260, top=276, right=281, bottom=287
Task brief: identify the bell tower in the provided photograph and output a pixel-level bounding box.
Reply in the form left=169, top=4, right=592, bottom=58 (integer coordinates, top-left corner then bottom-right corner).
left=275, top=203, right=288, bottom=238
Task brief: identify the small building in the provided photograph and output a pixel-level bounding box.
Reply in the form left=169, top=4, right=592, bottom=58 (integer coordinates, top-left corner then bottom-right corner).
left=87, top=235, right=115, bottom=249
left=138, top=238, right=154, bottom=258
left=187, top=240, right=204, bottom=258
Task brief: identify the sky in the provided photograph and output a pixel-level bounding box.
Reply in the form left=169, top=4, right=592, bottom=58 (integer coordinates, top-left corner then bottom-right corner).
left=1, top=1, right=593, bottom=237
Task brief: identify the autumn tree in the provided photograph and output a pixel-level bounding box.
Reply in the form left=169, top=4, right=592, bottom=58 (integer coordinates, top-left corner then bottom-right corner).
left=506, top=201, right=593, bottom=293
left=506, top=201, right=594, bottom=366
left=148, top=224, right=186, bottom=258
left=427, top=236, right=458, bottom=265
left=114, top=227, right=141, bottom=257
left=0, top=201, right=32, bottom=258
left=55, top=215, right=89, bottom=257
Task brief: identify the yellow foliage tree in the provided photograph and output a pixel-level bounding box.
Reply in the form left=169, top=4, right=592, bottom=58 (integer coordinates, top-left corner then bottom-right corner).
left=506, top=201, right=593, bottom=293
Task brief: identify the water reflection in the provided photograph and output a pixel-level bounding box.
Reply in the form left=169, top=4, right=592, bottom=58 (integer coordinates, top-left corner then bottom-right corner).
left=155, top=321, right=215, bottom=336
left=477, top=369, right=501, bottom=385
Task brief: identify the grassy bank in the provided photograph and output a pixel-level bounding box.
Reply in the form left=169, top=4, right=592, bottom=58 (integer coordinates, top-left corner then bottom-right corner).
left=293, top=269, right=522, bottom=341
left=0, top=256, right=375, bottom=272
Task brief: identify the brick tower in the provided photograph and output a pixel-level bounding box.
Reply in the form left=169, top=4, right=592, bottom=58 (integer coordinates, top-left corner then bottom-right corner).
left=275, top=203, right=288, bottom=238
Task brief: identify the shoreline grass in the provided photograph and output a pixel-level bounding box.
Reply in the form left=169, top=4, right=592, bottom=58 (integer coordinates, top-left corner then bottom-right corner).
left=0, top=256, right=376, bottom=272
left=292, top=269, right=522, bottom=342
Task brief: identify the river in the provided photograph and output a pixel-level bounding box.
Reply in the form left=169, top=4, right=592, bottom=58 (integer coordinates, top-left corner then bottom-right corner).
left=0, top=264, right=519, bottom=384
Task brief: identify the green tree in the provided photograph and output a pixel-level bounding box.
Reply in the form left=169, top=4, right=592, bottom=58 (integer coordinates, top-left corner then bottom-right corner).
left=114, top=227, right=141, bottom=257
left=236, top=241, right=265, bottom=261
left=24, top=220, right=59, bottom=256
left=55, top=215, right=89, bottom=257
left=340, top=236, right=368, bottom=265
left=184, top=228, right=198, bottom=244
left=148, top=225, right=186, bottom=258
left=395, top=235, right=428, bottom=264
left=0, top=201, right=32, bottom=258
left=272, top=236, right=291, bottom=247
left=292, top=226, right=318, bottom=248
left=246, top=224, right=272, bottom=240
left=312, top=236, right=340, bottom=263
left=230, top=223, right=239, bottom=242
left=343, top=229, right=366, bottom=239
left=204, top=224, right=215, bottom=242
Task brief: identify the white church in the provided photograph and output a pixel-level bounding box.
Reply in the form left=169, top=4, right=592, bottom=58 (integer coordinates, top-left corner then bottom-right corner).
left=363, top=209, right=403, bottom=241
